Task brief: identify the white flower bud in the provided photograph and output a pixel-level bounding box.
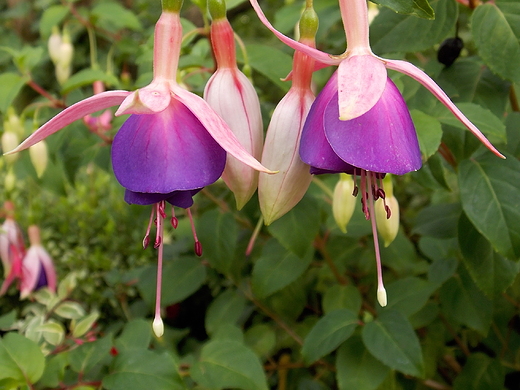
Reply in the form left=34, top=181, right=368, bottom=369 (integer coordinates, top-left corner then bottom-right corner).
left=375, top=175, right=399, bottom=247
left=4, top=168, right=16, bottom=191
left=48, top=27, right=62, bottom=64
left=1, top=132, right=19, bottom=164
left=29, top=141, right=49, bottom=178
left=332, top=173, right=356, bottom=233
left=56, top=63, right=72, bottom=85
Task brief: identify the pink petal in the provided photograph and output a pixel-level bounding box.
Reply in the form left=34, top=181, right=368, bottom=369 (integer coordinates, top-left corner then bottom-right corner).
left=385, top=59, right=505, bottom=159
left=20, top=248, right=40, bottom=298
left=337, top=55, right=387, bottom=120
left=7, top=91, right=130, bottom=154
left=172, top=85, right=276, bottom=174
left=249, top=0, right=339, bottom=67
left=115, top=81, right=171, bottom=116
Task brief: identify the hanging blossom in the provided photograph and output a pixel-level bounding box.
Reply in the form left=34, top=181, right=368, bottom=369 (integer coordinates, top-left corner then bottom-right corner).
left=0, top=201, right=26, bottom=295
left=250, top=0, right=504, bottom=306
left=204, top=0, right=264, bottom=209
left=258, top=1, right=316, bottom=225
left=8, top=0, right=273, bottom=336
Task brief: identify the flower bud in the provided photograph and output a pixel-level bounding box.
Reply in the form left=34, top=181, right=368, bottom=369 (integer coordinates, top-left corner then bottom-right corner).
left=375, top=175, right=399, bottom=247
left=4, top=169, right=16, bottom=192
left=29, top=140, right=49, bottom=178
left=1, top=131, right=19, bottom=164
left=48, top=26, right=62, bottom=64
left=58, top=30, right=74, bottom=68
left=4, top=107, right=24, bottom=137
left=332, top=173, right=356, bottom=233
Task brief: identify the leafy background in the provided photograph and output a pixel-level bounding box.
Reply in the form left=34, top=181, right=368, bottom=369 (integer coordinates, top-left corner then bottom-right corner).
left=0, top=0, right=520, bottom=389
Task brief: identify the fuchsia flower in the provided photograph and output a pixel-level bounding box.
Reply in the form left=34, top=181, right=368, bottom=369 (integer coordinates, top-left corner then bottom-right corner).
left=258, top=4, right=316, bottom=224
left=204, top=0, right=264, bottom=209
left=0, top=201, right=25, bottom=293
left=250, top=0, right=504, bottom=306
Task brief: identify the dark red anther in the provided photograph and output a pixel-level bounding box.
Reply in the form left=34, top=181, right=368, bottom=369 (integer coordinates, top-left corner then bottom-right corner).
left=110, top=347, right=119, bottom=356
left=385, top=205, right=392, bottom=219
left=158, top=204, right=166, bottom=219
left=352, top=186, right=359, bottom=197
left=372, top=185, right=378, bottom=200
left=143, top=236, right=150, bottom=249
left=194, top=241, right=203, bottom=256
left=377, top=188, right=386, bottom=199
left=154, top=236, right=162, bottom=249
left=171, top=216, right=179, bottom=229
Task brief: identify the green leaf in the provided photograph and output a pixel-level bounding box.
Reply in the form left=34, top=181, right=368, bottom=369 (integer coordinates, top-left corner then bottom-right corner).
left=69, top=336, right=112, bottom=375
left=191, top=339, right=268, bottom=390
left=322, top=284, right=362, bottom=315
left=72, top=312, right=99, bottom=338
left=381, top=277, right=436, bottom=317
left=302, top=309, right=359, bottom=363
left=506, top=112, right=520, bottom=157
left=38, top=353, right=69, bottom=388
left=252, top=239, right=313, bottom=299
left=36, top=321, right=65, bottom=346
left=362, top=310, right=425, bottom=377
left=205, top=289, right=246, bottom=335
left=0, top=310, right=16, bottom=330
left=268, top=196, right=321, bottom=258
left=244, top=324, right=276, bottom=358
left=39, top=5, right=69, bottom=38
left=239, top=44, right=293, bottom=92
left=370, top=0, right=457, bottom=54
left=60, top=68, right=120, bottom=94
left=103, top=350, right=184, bottom=390
left=0, top=73, right=28, bottom=114
left=138, top=256, right=206, bottom=306
left=453, top=353, right=505, bottom=390
left=0, top=333, right=45, bottom=384
left=438, top=102, right=507, bottom=145
left=413, top=203, right=461, bottom=239
left=91, top=3, right=143, bottom=32
left=411, top=109, right=443, bottom=161
left=439, top=266, right=493, bottom=335
left=54, top=301, right=86, bottom=319
left=336, top=336, right=390, bottom=390
left=115, top=319, right=152, bottom=353
left=458, top=153, right=520, bottom=260
left=471, top=3, right=520, bottom=84
left=458, top=213, right=519, bottom=298
left=371, top=0, right=434, bottom=19
left=197, top=209, right=238, bottom=276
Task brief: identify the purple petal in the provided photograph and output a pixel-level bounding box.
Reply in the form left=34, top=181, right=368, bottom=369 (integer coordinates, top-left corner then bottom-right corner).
left=299, top=72, right=357, bottom=174
left=112, top=97, right=226, bottom=193
left=125, top=188, right=202, bottom=208
left=324, top=77, right=422, bottom=175
left=35, top=264, right=48, bottom=289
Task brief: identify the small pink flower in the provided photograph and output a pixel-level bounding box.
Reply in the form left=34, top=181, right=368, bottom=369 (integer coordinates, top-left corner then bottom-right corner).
left=0, top=201, right=25, bottom=287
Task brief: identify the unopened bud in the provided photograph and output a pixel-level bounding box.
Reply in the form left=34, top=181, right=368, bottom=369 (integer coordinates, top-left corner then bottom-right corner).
left=48, top=26, right=62, bottom=64
left=4, top=107, right=24, bottom=137
left=375, top=176, right=399, bottom=247
left=4, top=168, right=16, bottom=191
left=58, top=31, right=74, bottom=68
left=2, top=132, right=20, bottom=164
left=29, top=141, right=49, bottom=178
left=332, top=174, right=356, bottom=233
left=56, top=63, right=72, bottom=85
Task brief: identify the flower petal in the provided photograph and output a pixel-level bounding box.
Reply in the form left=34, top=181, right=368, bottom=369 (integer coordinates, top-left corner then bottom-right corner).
left=7, top=91, right=130, bottom=154
left=299, top=72, right=357, bottom=174
left=337, top=55, right=387, bottom=120
left=172, top=85, right=276, bottom=174
left=385, top=59, right=505, bottom=159
left=249, top=0, right=339, bottom=67
left=112, top=97, right=226, bottom=193
left=115, top=80, right=171, bottom=116
left=125, top=189, right=202, bottom=208
left=324, top=77, right=422, bottom=175
left=38, top=247, right=56, bottom=293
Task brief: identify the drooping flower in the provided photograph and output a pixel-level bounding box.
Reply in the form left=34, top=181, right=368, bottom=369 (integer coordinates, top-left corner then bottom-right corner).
left=250, top=0, right=503, bottom=306
left=204, top=0, right=264, bottom=209
left=0, top=201, right=25, bottom=284
left=258, top=3, right=316, bottom=225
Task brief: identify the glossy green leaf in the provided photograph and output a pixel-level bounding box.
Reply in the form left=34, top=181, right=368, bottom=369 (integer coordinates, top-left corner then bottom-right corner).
left=302, top=309, right=359, bottom=363
left=69, top=336, right=112, bottom=374
left=268, top=196, right=321, bottom=258
left=371, top=0, right=434, bottom=18
left=458, top=213, right=519, bottom=298
left=413, top=203, right=461, bottom=239
left=336, top=336, right=390, bottom=390
left=322, top=284, right=362, bottom=315
left=0, top=72, right=28, bottom=114
left=252, top=239, right=313, bottom=299
left=453, top=353, right=505, bottom=390
left=190, top=339, right=268, bottom=390
left=362, top=310, right=424, bottom=377
left=370, top=0, right=457, bottom=54
left=472, top=3, right=520, bottom=83
left=381, top=277, right=436, bottom=317
left=439, top=266, right=493, bottom=335
left=0, top=333, right=45, bottom=384
left=197, top=209, right=238, bottom=276
left=205, top=289, right=246, bottom=335
left=459, top=153, right=520, bottom=260
left=138, top=256, right=206, bottom=307
left=103, top=350, right=184, bottom=390
left=411, top=109, right=443, bottom=161
left=115, top=319, right=152, bottom=353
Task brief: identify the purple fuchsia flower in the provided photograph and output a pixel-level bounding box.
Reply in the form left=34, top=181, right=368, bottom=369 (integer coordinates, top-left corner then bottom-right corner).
left=8, top=0, right=273, bottom=336
left=250, top=0, right=504, bottom=306
left=204, top=0, right=264, bottom=210
left=0, top=201, right=26, bottom=295
left=258, top=4, right=317, bottom=225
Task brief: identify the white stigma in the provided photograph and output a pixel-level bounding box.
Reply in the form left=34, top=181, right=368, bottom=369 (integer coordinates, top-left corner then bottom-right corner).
left=153, top=316, right=164, bottom=337
left=377, top=286, right=387, bottom=307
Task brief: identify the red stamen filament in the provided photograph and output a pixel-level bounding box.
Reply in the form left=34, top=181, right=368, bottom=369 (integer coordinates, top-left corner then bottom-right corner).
left=187, top=208, right=203, bottom=256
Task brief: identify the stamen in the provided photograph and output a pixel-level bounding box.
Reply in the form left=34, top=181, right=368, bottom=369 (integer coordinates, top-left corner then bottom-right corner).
left=187, top=208, right=203, bottom=256
left=153, top=201, right=165, bottom=337
left=367, top=173, right=387, bottom=307
left=143, top=207, right=156, bottom=249
left=360, top=170, right=370, bottom=220
left=170, top=206, right=179, bottom=229
left=352, top=171, right=359, bottom=197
